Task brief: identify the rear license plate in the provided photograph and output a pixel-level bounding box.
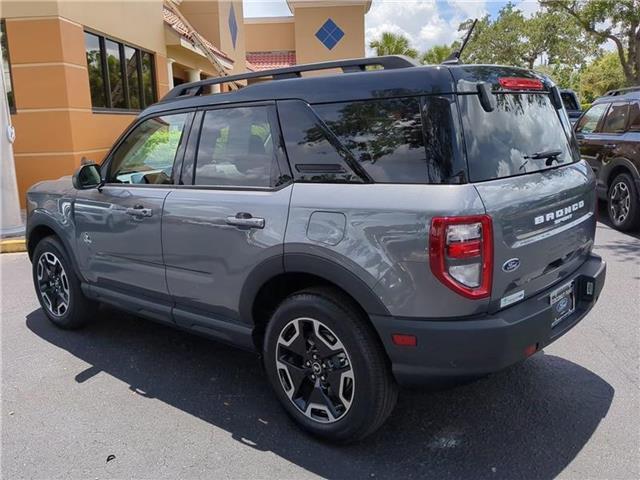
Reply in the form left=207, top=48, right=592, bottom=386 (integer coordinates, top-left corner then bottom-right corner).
left=550, top=281, right=575, bottom=327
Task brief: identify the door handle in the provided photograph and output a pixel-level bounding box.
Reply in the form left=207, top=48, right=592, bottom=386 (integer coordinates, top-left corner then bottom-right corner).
left=226, top=213, right=265, bottom=229
left=125, top=205, right=153, bottom=217
left=603, top=143, right=617, bottom=149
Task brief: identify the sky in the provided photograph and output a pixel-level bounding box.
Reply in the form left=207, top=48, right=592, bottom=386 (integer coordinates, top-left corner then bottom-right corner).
left=242, top=1, right=543, bottom=54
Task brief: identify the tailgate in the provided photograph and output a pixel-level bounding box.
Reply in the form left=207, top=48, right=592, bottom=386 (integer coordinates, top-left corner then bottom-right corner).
left=474, top=161, right=597, bottom=312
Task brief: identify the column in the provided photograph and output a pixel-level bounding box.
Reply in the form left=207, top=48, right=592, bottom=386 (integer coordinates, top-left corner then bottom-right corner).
left=187, top=68, right=201, bottom=83
left=167, top=58, right=175, bottom=89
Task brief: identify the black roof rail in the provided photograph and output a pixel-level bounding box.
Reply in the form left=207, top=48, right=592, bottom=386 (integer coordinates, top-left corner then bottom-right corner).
left=604, top=85, right=640, bottom=96
left=161, top=55, right=419, bottom=101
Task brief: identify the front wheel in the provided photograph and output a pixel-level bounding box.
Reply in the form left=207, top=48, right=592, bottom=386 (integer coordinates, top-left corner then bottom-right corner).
left=32, top=236, right=97, bottom=329
left=263, top=287, right=398, bottom=443
left=608, top=173, right=640, bottom=232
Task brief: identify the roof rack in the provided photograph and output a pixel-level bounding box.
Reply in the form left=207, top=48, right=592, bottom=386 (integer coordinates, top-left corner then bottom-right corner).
left=604, top=86, right=640, bottom=96
left=161, top=55, right=419, bottom=101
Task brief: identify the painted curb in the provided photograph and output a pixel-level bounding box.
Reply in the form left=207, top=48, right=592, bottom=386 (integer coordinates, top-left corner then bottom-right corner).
left=0, top=238, right=26, bottom=253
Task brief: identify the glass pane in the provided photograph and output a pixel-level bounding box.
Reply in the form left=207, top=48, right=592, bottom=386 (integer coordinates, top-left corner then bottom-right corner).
left=108, top=114, right=187, bottom=184
left=195, top=107, right=275, bottom=187
left=315, top=97, right=462, bottom=183
left=629, top=102, right=640, bottom=132
left=1, top=21, right=15, bottom=111
left=576, top=103, right=608, bottom=134
left=460, top=93, right=576, bottom=182
left=141, top=52, right=155, bottom=107
left=601, top=103, right=630, bottom=133
left=278, top=100, right=361, bottom=183
left=124, top=46, right=141, bottom=110
left=105, top=39, right=126, bottom=108
left=561, top=92, right=579, bottom=111
left=84, top=32, right=106, bottom=108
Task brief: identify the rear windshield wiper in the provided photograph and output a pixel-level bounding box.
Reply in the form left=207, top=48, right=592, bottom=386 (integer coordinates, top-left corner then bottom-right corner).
left=524, top=149, right=563, bottom=166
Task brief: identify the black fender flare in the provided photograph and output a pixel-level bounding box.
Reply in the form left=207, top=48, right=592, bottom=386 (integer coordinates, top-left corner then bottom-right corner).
left=603, top=157, right=640, bottom=187
left=238, top=252, right=390, bottom=325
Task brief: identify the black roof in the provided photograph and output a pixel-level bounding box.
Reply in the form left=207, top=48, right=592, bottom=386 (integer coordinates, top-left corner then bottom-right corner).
left=142, top=56, right=548, bottom=118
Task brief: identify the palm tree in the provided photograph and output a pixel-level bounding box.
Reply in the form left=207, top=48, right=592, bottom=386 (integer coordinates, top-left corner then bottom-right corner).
left=421, top=44, right=456, bottom=64
left=369, top=32, right=418, bottom=58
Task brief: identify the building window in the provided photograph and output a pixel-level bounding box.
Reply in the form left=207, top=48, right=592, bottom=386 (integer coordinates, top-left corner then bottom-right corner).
left=1, top=20, right=15, bottom=113
left=84, top=30, right=156, bottom=111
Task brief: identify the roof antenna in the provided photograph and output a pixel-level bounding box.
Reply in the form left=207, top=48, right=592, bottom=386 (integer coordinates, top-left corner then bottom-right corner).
left=442, top=19, right=477, bottom=65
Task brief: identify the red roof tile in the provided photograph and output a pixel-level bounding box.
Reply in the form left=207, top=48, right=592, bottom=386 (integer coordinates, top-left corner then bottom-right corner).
left=246, top=51, right=297, bottom=71
left=163, top=4, right=233, bottom=63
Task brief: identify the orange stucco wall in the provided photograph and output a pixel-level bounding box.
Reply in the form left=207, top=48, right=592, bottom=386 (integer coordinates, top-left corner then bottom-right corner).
left=245, top=19, right=295, bottom=52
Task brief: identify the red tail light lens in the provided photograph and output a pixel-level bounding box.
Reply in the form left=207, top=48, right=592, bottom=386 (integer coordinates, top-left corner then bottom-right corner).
left=499, top=77, right=543, bottom=91
left=429, top=215, right=493, bottom=299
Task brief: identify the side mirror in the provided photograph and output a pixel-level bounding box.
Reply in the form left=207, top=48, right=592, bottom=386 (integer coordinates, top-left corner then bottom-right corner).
left=72, top=163, right=103, bottom=190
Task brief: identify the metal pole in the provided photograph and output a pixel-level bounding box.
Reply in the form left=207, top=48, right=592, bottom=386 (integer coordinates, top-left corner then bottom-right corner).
left=0, top=38, right=23, bottom=237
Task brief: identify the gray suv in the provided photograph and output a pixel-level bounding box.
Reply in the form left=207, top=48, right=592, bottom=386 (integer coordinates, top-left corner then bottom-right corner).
left=26, top=56, right=606, bottom=443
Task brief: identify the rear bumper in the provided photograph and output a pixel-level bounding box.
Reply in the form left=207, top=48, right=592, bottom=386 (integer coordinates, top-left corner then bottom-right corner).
left=371, top=254, right=606, bottom=386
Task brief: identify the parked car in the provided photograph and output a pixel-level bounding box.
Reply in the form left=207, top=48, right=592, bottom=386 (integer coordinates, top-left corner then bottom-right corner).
left=574, top=86, right=640, bottom=231
left=26, top=57, right=606, bottom=443
left=561, top=89, right=582, bottom=124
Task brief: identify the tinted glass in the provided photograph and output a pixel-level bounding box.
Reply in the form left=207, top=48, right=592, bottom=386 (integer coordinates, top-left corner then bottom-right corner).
left=141, top=52, right=155, bottom=106
left=124, top=46, right=141, bottom=110
left=194, top=107, right=276, bottom=187
left=278, top=100, right=362, bottom=183
left=561, top=92, right=579, bottom=111
left=629, top=102, right=640, bottom=132
left=315, top=96, right=462, bottom=184
left=108, top=114, right=187, bottom=184
left=84, top=32, right=106, bottom=108
left=601, top=102, right=630, bottom=133
left=105, top=40, right=126, bottom=109
left=1, top=21, right=14, bottom=111
left=576, top=103, right=608, bottom=134
left=460, top=93, right=575, bottom=182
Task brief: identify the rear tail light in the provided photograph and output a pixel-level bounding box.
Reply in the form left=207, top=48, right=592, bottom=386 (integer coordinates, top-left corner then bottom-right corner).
left=498, top=77, right=544, bottom=91
left=429, top=215, right=493, bottom=299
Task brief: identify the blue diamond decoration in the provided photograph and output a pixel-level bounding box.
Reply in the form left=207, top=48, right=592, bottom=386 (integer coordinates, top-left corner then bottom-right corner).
left=228, top=4, right=238, bottom=49
left=315, top=18, right=344, bottom=50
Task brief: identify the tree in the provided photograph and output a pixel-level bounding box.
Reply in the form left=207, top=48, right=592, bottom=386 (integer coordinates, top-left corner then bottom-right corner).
left=421, top=44, right=457, bottom=64
left=542, top=0, right=640, bottom=85
left=579, top=52, right=627, bottom=103
left=369, top=32, right=418, bottom=58
left=457, top=3, right=598, bottom=69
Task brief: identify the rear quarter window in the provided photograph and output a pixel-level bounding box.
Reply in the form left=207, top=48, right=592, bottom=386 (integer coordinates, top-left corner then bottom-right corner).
left=313, top=96, right=465, bottom=184
left=601, top=102, right=630, bottom=133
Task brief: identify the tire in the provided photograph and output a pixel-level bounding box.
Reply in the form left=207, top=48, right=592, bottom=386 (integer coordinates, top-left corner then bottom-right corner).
left=263, top=287, right=398, bottom=443
left=607, top=173, right=640, bottom=232
left=32, top=236, right=96, bottom=329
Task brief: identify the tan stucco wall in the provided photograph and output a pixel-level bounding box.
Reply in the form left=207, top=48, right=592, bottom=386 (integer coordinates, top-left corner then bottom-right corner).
left=179, top=0, right=245, bottom=76
left=293, top=5, right=365, bottom=64
left=245, top=19, right=295, bottom=52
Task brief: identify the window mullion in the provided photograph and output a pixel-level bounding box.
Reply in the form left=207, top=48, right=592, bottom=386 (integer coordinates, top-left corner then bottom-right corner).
left=120, top=43, right=130, bottom=110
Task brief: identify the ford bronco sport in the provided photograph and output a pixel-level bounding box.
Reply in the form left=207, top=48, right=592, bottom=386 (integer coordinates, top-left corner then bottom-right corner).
left=27, top=56, right=606, bottom=443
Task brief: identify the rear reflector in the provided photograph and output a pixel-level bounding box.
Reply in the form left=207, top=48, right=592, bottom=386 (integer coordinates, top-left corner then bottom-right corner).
left=429, top=215, right=493, bottom=299
left=499, top=77, right=544, bottom=91
left=392, top=334, right=417, bottom=347
left=524, top=344, right=538, bottom=358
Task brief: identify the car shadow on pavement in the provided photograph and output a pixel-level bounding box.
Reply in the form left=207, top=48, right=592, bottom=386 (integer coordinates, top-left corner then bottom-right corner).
left=26, top=307, right=614, bottom=480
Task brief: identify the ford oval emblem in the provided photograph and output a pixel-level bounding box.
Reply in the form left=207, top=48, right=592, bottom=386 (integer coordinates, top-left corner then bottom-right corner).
left=502, top=258, right=520, bottom=272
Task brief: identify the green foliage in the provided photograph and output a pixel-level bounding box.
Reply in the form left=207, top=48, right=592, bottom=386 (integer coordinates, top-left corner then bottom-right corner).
left=542, top=0, right=640, bottom=85
left=579, top=52, right=627, bottom=103
left=369, top=32, right=418, bottom=58
left=421, top=44, right=458, bottom=65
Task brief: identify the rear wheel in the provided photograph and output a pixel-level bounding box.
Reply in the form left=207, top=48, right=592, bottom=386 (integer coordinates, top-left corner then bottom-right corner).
left=607, top=173, right=640, bottom=232
left=263, top=287, right=397, bottom=443
left=32, top=236, right=96, bottom=329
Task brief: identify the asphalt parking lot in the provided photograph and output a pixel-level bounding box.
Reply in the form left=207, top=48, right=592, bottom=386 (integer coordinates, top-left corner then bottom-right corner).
left=1, top=211, right=639, bottom=479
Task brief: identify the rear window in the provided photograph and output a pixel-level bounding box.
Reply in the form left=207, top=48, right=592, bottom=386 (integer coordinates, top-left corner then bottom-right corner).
left=561, top=92, right=579, bottom=111
left=314, top=96, right=465, bottom=184
left=459, top=93, right=576, bottom=182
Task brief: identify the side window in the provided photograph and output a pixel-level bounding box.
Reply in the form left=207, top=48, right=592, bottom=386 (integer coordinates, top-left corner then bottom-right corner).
left=314, top=96, right=462, bottom=184
left=277, top=100, right=362, bottom=183
left=107, top=113, right=188, bottom=184
left=601, top=102, right=630, bottom=133
left=629, top=102, right=640, bottom=132
left=193, top=106, right=278, bottom=187
left=576, top=103, right=609, bottom=134
left=561, top=92, right=579, bottom=111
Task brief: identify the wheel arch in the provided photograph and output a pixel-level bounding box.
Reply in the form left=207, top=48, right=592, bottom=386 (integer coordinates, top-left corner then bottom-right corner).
left=605, top=157, right=640, bottom=192
left=242, top=253, right=390, bottom=350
